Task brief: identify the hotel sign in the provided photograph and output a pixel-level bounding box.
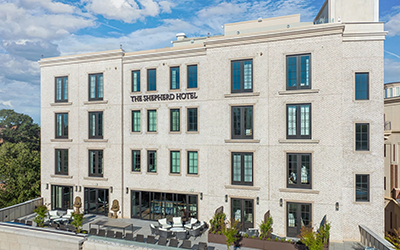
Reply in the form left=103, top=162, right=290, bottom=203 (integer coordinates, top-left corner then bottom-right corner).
left=130, top=92, right=198, bottom=103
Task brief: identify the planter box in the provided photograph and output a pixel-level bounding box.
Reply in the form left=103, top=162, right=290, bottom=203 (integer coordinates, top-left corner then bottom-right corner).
left=240, top=238, right=297, bottom=250
left=208, top=233, right=226, bottom=244
left=241, top=237, right=264, bottom=249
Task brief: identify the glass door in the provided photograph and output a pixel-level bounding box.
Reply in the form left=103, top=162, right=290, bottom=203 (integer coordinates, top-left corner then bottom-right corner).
left=51, top=185, right=73, bottom=210
left=84, top=188, right=109, bottom=215
left=287, top=202, right=312, bottom=237
left=231, top=198, right=254, bottom=232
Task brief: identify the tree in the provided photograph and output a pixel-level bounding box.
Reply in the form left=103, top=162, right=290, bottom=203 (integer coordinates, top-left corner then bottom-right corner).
left=0, top=109, right=40, bottom=151
left=0, top=142, right=40, bottom=208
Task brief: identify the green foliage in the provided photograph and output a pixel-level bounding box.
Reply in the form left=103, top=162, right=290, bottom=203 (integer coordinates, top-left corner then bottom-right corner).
left=0, top=142, right=40, bottom=208
left=33, top=205, right=47, bottom=227
left=288, top=239, right=292, bottom=244
left=71, top=212, right=84, bottom=233
left=282, top=238, right=285, bottom=242
left=252, top=236, right=255, bottom=239
left=259, top=216, right=273, bottom=239
left=244, top=233, right=248, bottom=238
left=267, top=238, right=271, bottom=241
left=221, top=219, right=240, bottom=250
left=299, top=223, right=327, bottom=250
left=209, top=212, right=226, bottom=234
left=259, top=236, right=263, bottom=240
left=386, top=229, right=400, bottom=250
left=319, top=222, right=331, bottom=245
left=0, top=109, right=40, bottom=151
left=275, top=237, right=278, bottom=241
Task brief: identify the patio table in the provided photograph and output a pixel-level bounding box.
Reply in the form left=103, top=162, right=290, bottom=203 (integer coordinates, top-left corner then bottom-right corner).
left=170, top=227, right=186, bottom=232
left=103, top=221, right=134, bottom=234
left=89, top=220, right=108, bottom=231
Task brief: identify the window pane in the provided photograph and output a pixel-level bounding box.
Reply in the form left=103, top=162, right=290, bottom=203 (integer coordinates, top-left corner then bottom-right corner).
left=300, top=55, right=310, bottom=87
left=56, top=114, right=62, bottom=137
left=288, top=57, right=297, bottom=87
left=170, top=67, right=180, bottom=89
left=89, top=151, right=95, bottom=174
left=148, top=110, right=157, bottom=132
left=98, top=74, right=103, bottom=98
left=233, top=154, right=241, bottom=182
left=288, top=154, right=297, bottom=185
left=132, top=111, right=141, bottom=132
left=63, top=114, right=68, bottom=137
left=232, top=62, right=241, bottom=91
left=56, top=150, right=61, bottom=172
left=90, top=75, right=96, bottom=99
left=300, top=105, right=310, bottom=136
left=132, top=150, right=140, bottom=171
left=56, top=78, right=62, bottom=100
left=356, top=174, right=369, bottom=201
left=288, top=106, right=297, bottom=136
left=90, top=113, right=95, bottom=137
left=63, top=150, right=68, bottom=173
left=301, top=155, right=310, bottom=184
left=355, top=73, right=368, bottom=100
left=356, top=123, right=369, bottom=151
left=243, top=61, right=252, bottom=90
left=244, top=107, right=253, bottom=136
left=171, top=109, right=180, bottom=132
left=288, top=203, right=297, bottom=227
left=244, top=154, right=252, bottom=182
left=132, top=71, right=140, bottom=92
left=188, top=108, right=198, bottom=132
left=63, top=78, right=68, bottom=100
left=148, top=69, right=156, bottom=91
left=98, top=150, right=103, bottom=174
left=188, top=151, right=198, bottom=174
left=171, top=151, right=180, bottom=173
left=233, top=107, right=241, bottom=136
left=148, top=151, right=157, bottom=172
left=188, top=65, right=197, bottom=88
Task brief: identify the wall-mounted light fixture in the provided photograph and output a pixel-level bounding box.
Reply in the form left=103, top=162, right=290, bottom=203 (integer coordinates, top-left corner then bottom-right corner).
left=200, top=193, right=203, bottom=200
left=279, top=198, right=283, bottom=207
left=126, top=187, right=129, bottom=194
left=46, top=183, right=49, bottom=190
left=225, top=195, right=228, bottom=203
left=257, top=197, right=259, bottom=205
left=79, top=186, right=81, bottom=192
left=335, top=202, right=339, bottom=211
left=110, top=186, right=113, bottom=193
left=75, top=186, right=78, bottom=192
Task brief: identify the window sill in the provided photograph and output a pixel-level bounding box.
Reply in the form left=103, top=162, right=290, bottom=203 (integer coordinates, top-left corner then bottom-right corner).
left=51, top=139, right=73, bottom=142
left=354, top=150, right=371, bottom=154
left=50, top=175, right=73, bottom=179
left=225, top=139, right=260, bottom=143
left=169, top=131, right=181, bottom=134
left=186, top=131, right=199, bottom=134
left=83, top=139, right=109, bottom=142
left=353, top=201, right=371, bottom=204
left=130, top=132, right=142, bottom=135
left=146, top=132, right=158, bottom=134
left=225, top=185, right=260, bottom=191
left=130, top=171, right=142, bottom=174
left=278, top=139, right=319, bottom=144
left=169, top=89, right=181, bottom=92
left=169, top=173, right=182, bottom=176
left=224, top=92, right=260, bottom=98
left=186, top=174, right=199, bottom=177
left=187, top=87, right=199, bottom=91
left=278, top=89, right=319, bottom=95
left=84, top=177, right=108, bottom=181
left=146, top=172, right=158, bottom=175
left=83, top=100, right=108, bottom=105
left=50, top=102, right=72, bottom=106
left=279, top=188, right=319, bottom=194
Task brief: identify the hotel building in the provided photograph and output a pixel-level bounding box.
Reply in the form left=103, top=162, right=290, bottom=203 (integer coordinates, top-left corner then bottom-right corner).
left=40, top=0, right=386, bottom=242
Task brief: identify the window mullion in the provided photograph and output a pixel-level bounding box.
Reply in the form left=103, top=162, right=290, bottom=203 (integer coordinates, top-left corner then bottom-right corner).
left=241, top=62, right=244, bottom=91
left=297, top=57, right=301, bottom=88
left=296, top=105, right=300, bottom=137
left=241, top=154, right=245, bottom=184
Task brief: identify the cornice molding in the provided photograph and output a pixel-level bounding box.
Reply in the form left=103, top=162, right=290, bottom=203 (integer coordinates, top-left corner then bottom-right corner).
left=123, top=46, right=206, bottom=63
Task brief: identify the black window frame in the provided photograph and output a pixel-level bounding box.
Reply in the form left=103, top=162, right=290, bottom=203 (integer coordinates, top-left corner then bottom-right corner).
left=287, top=202, right=312, bottom=237
left=51, top=185, right=73, bottom=211
left=187, top=65, right=198, bottom=89
left=170, top=151, right=181, bottom=174
left=355, top=123, right=370, bottom=151
left=286, top=54, right=312, bottom=90
left=187, top=151, right=198, bottom=175
left=147, top=150, right=157, bottom=173
left=132, top=150, right=141, bottom=172
left=55, top=149, right=68, bottom=175
left=131, top=110, right=141, bottom=132
left=231, top=59, right=253, bottom=93
left=55, top=113, right=68, bottom=139
left=287, top=153, right=312, bottom=189
left=147, top=110, right=157, bottom=132
left=170, top=66, right=180, bottom=90
left=355, top=174, right=370, bottom=202
left=187, top=108, right=198, bottom=132
left=170, top=109, right=180, bottom=132
left=231, top=152, right=253, bottom=186
left=89, top=111, right=103, bottom=139
left=355, top=72, right=369, bottom=100
left=231, top=106, right=253, bottom=139
left=132, top=70, right=141, bottom=92
left=55, top=76, right=68, bottom=103
left=88, top=149, right=103, bottom=177
left=147, top=69, right=157, bottom=91
left=88, top=73, right=104, bottom=101
left=286, top=103, right=311, bottom=139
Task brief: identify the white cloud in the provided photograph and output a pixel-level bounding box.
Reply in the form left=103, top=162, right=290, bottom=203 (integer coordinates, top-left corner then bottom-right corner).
left=1, top=101, right=13, bottom=108
left=197, top=2, right=245, bottom=19
left=20, top=0, right=75, bottom=14
left=386, top=12, right=400, bottom=37
left=385, top=58, right=400, bottom=83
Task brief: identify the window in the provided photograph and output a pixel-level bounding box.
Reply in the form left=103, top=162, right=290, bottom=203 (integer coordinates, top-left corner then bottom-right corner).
left=89, top=150, right=103, bottom=177
left=89, top=111, right=103, bottom=139
left=132, top=70, right=140, bottom=92
left=355, top=123, right=369, bottom=151
left=55, top=113, right=68, bottom=139
left=147, top=110, right=157, bottom=132
left=187, top=108, right=198, bottom=132
left=147, top=150, right=157, bottom=172
left=170, top=67, right=180, bottom=89
left=231, top=59, right=252, bottom=93
left=132, top=110, right=141, bottom=132
left=89, top=73, right=103, bottom=101
left=55, top=76, right=68, bottom=102
left=170, top=109, right=180, bottom=132
left=188, top=151, right=198, bottom=174
left=55, top=149, right=68, bottom=175
left=51, top=185, right=73, bottom=211
left=355, top=174, right=370, bottom=202
left=287, top=54, right=311, bottom=90
left=287, top=104, right=311, bottom=139
left=287, top=153, right=311, bottom=189
left=231, top=152, right=253, bottom=186
left=232, top=106, right=253, bottom=139
left=147, top=69, right=156, bottom=91
left=132, top=150, right=141, bottom=172
left=187, top=65, right=198, bottom=88
left=231, top=198, right=254, bottom=231
left=170, top=151, right=180, bottom=174
left=355, top=73, right=369, bottom=100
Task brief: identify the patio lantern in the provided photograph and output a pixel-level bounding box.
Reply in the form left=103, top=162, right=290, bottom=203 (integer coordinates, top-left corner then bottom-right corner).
left=335, top=202, right=339, bottom=211
left=225, top=195, right=228, bottom=202
left=279, top=198, right=283, bottom=207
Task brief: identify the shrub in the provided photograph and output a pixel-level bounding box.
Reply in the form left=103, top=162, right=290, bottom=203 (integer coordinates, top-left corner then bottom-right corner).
left=267, top=238, right=271, bottom=241
left=244, top=233, right=248, bottom=238
left=282, top=238, right=285, bottom=242
left=288, top=239, right=292, bottom=244
left=275, top=238, right=278, bottom=241
left=386, top=229, right=400, bottom=250
left=259, top=236, right=263, bottom=240
left=299, top=224, right=323, bottom=250
left=222, top=219, right=240, bottom=250
left=33, top=205, right=47, bottom=227
left=209, top=212, right=226, bottom=234
left=71, top=212, right=84, bottom=233
left=259, top=216, right=273, bottom=239
left=252, top=235, right=255, bottom=239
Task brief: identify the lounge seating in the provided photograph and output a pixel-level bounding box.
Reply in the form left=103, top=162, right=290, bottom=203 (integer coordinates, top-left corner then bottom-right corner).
left=150, top=223, right=159, bottom=235
left=158, top=218, right=172, bottom=229
left=14, top=219, right=20, bottom=223
left=158, top=237, right=167, bottom=246
left=106, top=230, right=115, bottom=238
left=48, top=211, right=61, bottom=220
left=172, top=217, right=183, bottom=228
left=67, top=225, right=76, bottom=232
left=20, top=220, right=26, bottom=224
left=98, top=229, right=106, bottom=237
left=51, top=223, right=58, bottom=229
left=89, top=228, right=97, bottom=235
left=175, top=229, right=187, bottom=240
left=136, top=234, right=145, bottom=242
left=115, top=231, right=123, bottom=239
left=246, top=228, right=259, bottom=237
left=198, top=242, right=208, bottom=250
left=62, top=209, right=74, bottom=219
left=189, top=225, right=202, bottom=237
left=147, top=235, right=156, bottom=244
left=169, top=238, right=179, bottom=247
left=125, top=233, right=134, bottom=241
left=59, top=224, right=67, bottom=231
left=182, top=240, right=191, bottom=249
left=26, top=221, right=33, bottom=226
left=159, top=228, right=173, bottom=238
left=184, top=218, right=198, bottom=229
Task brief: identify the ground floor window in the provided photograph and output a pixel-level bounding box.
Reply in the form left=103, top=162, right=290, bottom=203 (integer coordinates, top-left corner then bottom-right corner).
left=287, top=202, right=311, bottom=237
left=51, top=185, right=73, bottom=211
left=231, top=198, right=254, bottom=232
left=84, top=188, right=109, bottom=215
left=131, top=190, right=197, bottom=222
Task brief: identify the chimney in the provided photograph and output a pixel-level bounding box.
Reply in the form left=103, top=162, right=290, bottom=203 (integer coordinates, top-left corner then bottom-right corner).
left=176, top=33, right=187, bottom=41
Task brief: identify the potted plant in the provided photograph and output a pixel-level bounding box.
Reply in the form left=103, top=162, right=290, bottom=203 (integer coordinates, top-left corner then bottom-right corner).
left=208, top=211, right=227, bottom=244
left=70, top=212, right=84, bottom=234
left=33, top=205, right=48, bottom=227
left=299, top=221, right=331, bottom=250
left=221, top=219, right=240, bottom=250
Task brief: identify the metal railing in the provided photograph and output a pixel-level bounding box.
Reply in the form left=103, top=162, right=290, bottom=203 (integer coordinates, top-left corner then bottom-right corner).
left=385, top=121, right=392, bottom=131
left=359, top=224, right=395, bottom=250
left=0, top=197, right=43, bottom=222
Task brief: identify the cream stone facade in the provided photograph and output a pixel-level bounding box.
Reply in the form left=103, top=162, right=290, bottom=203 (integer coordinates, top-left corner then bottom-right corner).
left=40, top=0, right=386, bottom=242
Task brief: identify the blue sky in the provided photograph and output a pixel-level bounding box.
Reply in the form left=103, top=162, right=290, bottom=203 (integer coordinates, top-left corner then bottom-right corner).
left=0, top=0, right=399, bottom=124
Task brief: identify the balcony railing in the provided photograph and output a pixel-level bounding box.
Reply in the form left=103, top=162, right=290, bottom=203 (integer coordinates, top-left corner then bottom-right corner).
left=385, top=121, right=392, bottom=131
left=0, top=197, right=43, bottom=222
left=359, top=224, right=395, bottom=250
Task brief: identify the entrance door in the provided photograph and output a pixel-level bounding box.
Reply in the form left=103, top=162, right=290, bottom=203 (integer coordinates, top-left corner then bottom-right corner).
left=84, top=188, right=109, bottom=215
left=287, top=202, right=312, bottom=237
left=51, top=185, right=73, bottom=210
left=231, top=198, right=254, bottom=232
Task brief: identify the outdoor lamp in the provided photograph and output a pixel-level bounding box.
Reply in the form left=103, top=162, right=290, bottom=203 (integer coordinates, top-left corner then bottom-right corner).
left=110, top=186, right=113, bottom=193
left=335, top=202, right=339, bottom=211
left=225, top=195, right=228, bottom=202
left=46, top=183, right=49, bottom=190
left=75, top=186, right=78, bottom=192
left=279, top=198, right=283, bottom=207
left=126, top=187, right=129, bottom=194
left=257, top=197, right=259, bottom=205
left=200, top=193, right=203, bottom=200
left=79, top=186, right=81, bottom=192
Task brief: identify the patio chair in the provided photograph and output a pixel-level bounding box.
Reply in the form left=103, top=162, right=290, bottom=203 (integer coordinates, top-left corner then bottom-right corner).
left=175, top=229, right=188, bottom=240
left=59, top=224, right=67, bottom=231
left=106, top=230, right=115, bottom=238
left=198, top=242, right=207, bottom=250
left=115, top=231, right=123, bottom=239
left=158, top=237, right=167, bottom=246
left=189, top=225, right=201, bottom=237
left=20, top=220, right=26, bottom=225
left=89, top=228, right=97, bottom=235
left=62, top=209, right=74, bottom=220
left=184, top=218, right=198, bottom=229
left=150, top=223, right=159, bottom=235
left=67, top=225, right=76, bottom=232
left=169, top=238, right=179, bottom=248
left=125, top=233, right=134, bottom=241
left=147, top=235, right=156, bottom=244
left=158, top=218, right=172, bottom=229
left=26, top=221, right=33, bottom=226
left=48, top=211, right=61, bottom=220
left=246, top=228, right=259, bottom=237
left=136, top=234, right=145, bottom=242
left=98, top=229, right=106, bottom=237
left=14, top=219, right=20, bottom=223
left=159, top=228, right=173, bottom=238
left=51, top=223, right=58, bottom=229
left=182, top=240, right=191, bottom=249
left=172, top=217, right=183, bottom=228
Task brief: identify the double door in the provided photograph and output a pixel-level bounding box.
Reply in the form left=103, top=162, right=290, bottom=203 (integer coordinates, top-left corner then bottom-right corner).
left=287, top=202, right=311, bottom=237
left=231, top=198, right=254, bottom=232
left=84, top=188, right=109, bottom=215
